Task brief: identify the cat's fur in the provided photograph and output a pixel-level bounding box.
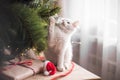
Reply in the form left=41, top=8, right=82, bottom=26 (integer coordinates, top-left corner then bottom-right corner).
left=45, top=15, right=79, bottom=71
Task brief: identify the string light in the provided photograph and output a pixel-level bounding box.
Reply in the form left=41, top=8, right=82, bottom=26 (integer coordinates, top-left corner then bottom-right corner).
left=7, top=45, right=10, bottom=48
left=32, top=48, right=36, bottom=51
left=16, top=48, right=19, bottom=51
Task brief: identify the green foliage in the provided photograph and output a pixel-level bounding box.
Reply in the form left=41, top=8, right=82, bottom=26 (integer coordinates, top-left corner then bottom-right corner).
left=29, top=0, right=61, bottom=22
left=10, top=0, right=60, bottom=53
left=11, top=4, right=47, bottom=52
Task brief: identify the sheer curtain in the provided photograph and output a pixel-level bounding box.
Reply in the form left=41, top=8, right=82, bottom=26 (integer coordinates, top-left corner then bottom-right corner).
left=60, top=0, right=120, bottom=80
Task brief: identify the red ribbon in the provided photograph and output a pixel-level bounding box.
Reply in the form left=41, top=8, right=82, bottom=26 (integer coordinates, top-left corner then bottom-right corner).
left=51, top=62, right=75, bottom=80
left=10, top=60, right=33, bottom=66
left=37, top=56, right=46, bottom=61
left=3, top=60, right=33, bottom=71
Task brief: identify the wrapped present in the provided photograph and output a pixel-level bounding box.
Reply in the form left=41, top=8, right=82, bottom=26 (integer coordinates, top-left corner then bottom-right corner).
left=0, top=58, right=44, bottom=80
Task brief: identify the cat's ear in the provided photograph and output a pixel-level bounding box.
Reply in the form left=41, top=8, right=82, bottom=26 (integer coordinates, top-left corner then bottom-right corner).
left=72, top=21, right=79, bottom=27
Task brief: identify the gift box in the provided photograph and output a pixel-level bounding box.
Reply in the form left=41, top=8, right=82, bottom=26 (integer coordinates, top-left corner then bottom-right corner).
left=0, top=58, right=44, bottom=80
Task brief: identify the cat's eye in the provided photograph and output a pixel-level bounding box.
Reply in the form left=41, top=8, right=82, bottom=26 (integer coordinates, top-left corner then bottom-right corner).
left=67, top=22, right=70, bottom=24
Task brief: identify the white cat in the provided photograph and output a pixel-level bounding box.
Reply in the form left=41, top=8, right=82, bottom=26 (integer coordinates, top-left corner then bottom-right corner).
left=45, top=15, right=79, bottom=71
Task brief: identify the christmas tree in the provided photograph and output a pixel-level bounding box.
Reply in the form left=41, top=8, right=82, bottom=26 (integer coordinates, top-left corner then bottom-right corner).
left=10, top=0, right=60, bottom=54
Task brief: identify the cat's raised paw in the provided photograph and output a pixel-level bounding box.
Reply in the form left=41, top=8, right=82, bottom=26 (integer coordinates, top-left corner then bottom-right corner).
left=49, top=17, right=55, bottom=24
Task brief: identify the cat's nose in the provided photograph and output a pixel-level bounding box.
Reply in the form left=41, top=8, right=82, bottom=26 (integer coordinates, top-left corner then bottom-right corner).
left=62, top=20, right=65, bottom=24
left=62, top=20, right=64, bottom=22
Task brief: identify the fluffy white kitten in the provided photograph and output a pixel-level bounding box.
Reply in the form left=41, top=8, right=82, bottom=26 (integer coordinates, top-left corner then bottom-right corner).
left=45, top=15, right=79, bottom=71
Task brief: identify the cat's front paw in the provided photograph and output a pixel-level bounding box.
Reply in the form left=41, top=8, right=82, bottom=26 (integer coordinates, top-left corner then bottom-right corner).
left=57, top=66, right=65, bottom=72
left=64, top=63, right=70, bottom=70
